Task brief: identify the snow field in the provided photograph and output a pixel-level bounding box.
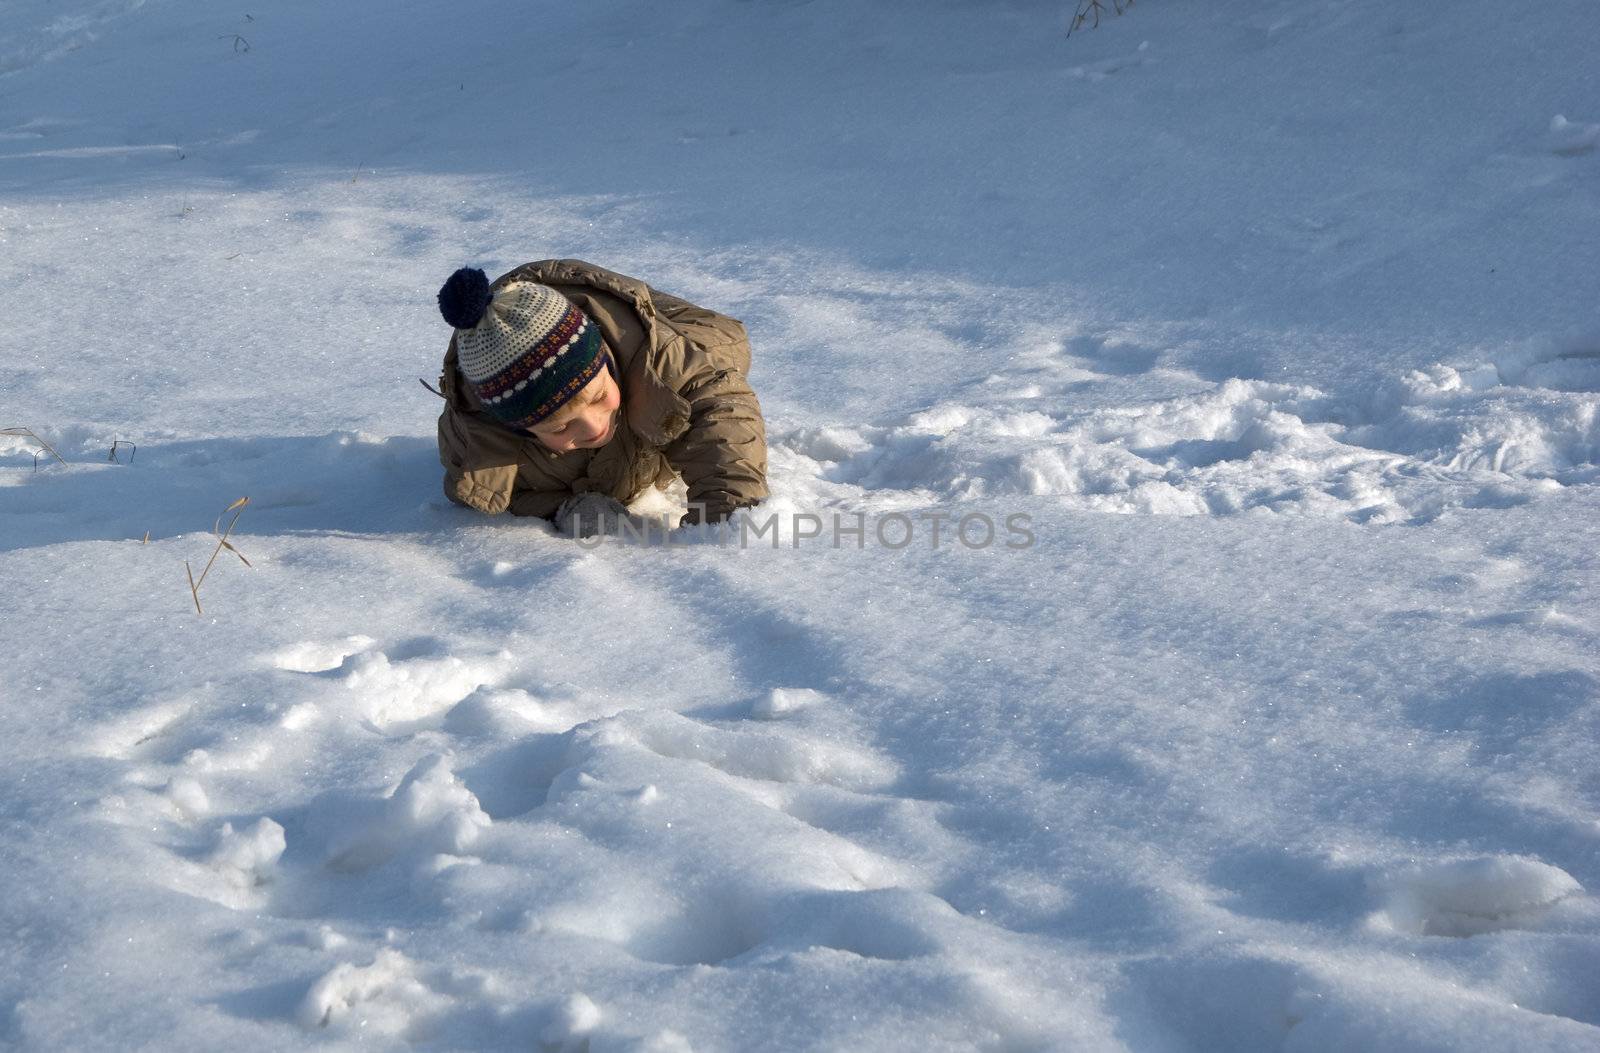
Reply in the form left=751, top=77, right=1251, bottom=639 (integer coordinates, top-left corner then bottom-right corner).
left=5, top=181, right=1600, bottom=1045
left=3, top=0, right=1600, bottom=1048
left=6, top=471, right=1597, bottom=1048
left=6, top=276, right=1600, bottom=1048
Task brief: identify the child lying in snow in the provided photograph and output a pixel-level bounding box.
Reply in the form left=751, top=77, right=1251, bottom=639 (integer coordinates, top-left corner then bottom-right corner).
left=432, top=259, right=768, bottom=535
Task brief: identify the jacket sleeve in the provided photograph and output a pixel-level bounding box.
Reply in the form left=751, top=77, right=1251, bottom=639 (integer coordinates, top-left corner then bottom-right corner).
left=509, top=487, right=568, bottom=520
left=438, top=407, right=570, bottom=520
left=664, top=360, right=769, bottom=524
left=439, top=410, right=513, bottom=515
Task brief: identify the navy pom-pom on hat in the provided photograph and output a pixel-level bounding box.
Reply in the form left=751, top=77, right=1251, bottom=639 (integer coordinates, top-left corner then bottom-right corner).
left=436, top=265, right=606, bottom=431
left=437, top=266, right=493, bottom=329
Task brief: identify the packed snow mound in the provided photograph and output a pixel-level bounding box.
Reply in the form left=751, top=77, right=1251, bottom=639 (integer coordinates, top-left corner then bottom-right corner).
left=338, top=649, right=514, bottom=731
left=1353, top=357, right=1600, bottom=476
left=751, top=687, right=827, bottom=720
left=266, top=635, right=377, bottom=674
left=297, top=949, right=448, bottom=1036
left=1548, top=114, right=1600, bottom=157
left=578, top=708, right=899, bottom=793
left=535, top=994, right=692, bottom=1053
left=325, top=754, right=491, bottom=872
left=541, top=992, right=602, bottom=1051
left=164, top=776, right=209, bottom=819
left=1374, top=856, right=1585, bottom=937
left=778, top=361, right=1597, bottom=522
left=207, top=817, right=286, bottom=890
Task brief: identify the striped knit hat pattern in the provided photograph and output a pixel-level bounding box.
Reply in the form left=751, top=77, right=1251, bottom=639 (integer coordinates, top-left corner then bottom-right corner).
left=436, top=267, right=605, bottom=430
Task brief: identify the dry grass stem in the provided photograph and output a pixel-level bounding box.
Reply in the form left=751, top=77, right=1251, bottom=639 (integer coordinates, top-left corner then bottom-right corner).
left=2, top=427, right=68, bottom=469
left=187, top=497, right=251, bottom=616
left=186, top=561, right=202, bottom=615
left=1068, top=0, right=1133, bottom=37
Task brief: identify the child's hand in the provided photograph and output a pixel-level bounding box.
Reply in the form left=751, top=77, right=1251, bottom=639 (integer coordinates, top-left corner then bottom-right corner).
left=554, top=492, right=634, bottom=539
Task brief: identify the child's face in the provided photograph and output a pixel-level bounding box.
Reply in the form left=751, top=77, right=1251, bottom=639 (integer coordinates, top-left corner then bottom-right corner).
left=526, top=367, right=621, bottom=453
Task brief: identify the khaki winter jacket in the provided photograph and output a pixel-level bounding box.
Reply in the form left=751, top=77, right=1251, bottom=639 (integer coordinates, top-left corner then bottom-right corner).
left=435, top=259, right=768, bottom=524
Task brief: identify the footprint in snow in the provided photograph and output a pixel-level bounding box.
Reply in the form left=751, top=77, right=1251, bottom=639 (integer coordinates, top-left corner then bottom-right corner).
left=1064, top=332, right=1163, bottom=377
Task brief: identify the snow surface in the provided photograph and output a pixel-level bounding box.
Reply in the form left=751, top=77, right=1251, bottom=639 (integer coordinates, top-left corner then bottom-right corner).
left=2, top=0, right=1599, bottom=1049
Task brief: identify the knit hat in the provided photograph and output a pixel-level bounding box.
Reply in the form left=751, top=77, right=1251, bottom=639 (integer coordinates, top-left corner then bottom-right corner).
left=436, top=266, right=606, bottom=429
